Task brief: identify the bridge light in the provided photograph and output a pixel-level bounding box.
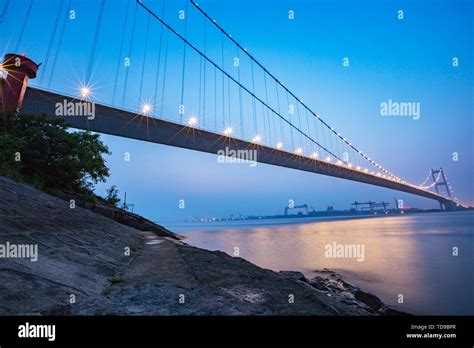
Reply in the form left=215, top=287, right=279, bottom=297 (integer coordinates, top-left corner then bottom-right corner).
left=311, top=152, right=318, bottom=159
left=223, top=127, right=233, bottom=136
left=141, top=103, right=152, bottom=115
left=356, top=166, right=361, bottom=171
left=325, top=156, right=331, bottom=162
left=364, top=168, right=369, bottom=173
left=79, top=86, right=91, bottom=98
left=187, top=116, right=198, bottom=127
left=347, top=163, right=352, bottom=168
left=252, top=135, right=262, bottom=143
left=336, top=160, right=342, bottom=165
left=276, top=142, right=283, bottom=150
left=294, top=147, right=303, bottom=155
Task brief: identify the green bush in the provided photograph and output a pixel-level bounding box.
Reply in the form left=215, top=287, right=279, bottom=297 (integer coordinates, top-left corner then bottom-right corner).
left=0, top=113, right=110, bottom=194
left=0, top=133, right=25, bottom=180
left=105, top=185, right=121, bottom=207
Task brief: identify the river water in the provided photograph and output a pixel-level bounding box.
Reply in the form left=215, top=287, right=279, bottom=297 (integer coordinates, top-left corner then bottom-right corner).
left=165, top=211, right=474, bottom=315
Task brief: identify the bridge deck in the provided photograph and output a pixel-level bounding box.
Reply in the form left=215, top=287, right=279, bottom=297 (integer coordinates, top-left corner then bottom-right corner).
left=21, top=87, right=453, bottom=205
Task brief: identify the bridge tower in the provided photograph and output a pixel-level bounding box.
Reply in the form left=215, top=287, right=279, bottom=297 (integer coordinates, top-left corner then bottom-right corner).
left=0, top=53, right=40, bottom=119
left=430, top=167, right=455, bottom=210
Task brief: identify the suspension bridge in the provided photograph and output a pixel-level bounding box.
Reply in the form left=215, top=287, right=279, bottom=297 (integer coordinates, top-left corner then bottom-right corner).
left=0, top=0, right=463, bottom=210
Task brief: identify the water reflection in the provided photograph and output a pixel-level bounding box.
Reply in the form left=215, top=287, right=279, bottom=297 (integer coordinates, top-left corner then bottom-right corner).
left=173, top=212, right=473, bottom=315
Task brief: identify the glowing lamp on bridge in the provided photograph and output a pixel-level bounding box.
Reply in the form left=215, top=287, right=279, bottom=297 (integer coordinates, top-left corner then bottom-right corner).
left=347, top=163, right=352, bottom=169
left=336, top=160, right=342, bottom=165
left=294, top=147, right=303, bottom=155
left=79, top=85, right=91, bottom=99
left=311, top=152, right=318, bottom=159
left=252, top=135, right=262, bottom=144
left=325, top=156, right=331, bottom=162
left=276, top=142, right=283, bottom=150
left=364, top=168, right=369, bottom=173
left=141, top=103, right=152, bottom=115
left=356, top=166, right=361, bottom=171
left=223, top=127, right=233, bottom=136
left=187, top=115, right=198, bottom=127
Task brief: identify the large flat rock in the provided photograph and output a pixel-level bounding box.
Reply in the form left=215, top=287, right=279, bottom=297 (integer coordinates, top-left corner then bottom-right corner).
left=0, top=176, right=143, bottom=315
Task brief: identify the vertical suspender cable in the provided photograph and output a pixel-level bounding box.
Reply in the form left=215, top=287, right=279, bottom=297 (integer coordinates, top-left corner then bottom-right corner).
left=304, top=107, right=312, bottom=151
left=112, top=0, right=131, bottom=104
left=286, top=91, right=294, bottom=149
left=15, top=0, right=33, bottom=52
left=153, top=0, right=166, bottom=115
left=251, top=61, right=257, bottom=135
left=86, top=0, right=106, bottom=84
left=121, top=1, right=138, bottom=107
left=275, top=82, right=283, bottom=144
left=312, top=116, right=319, bottom=153
left=0, top=0, right=10, bottom=24
left=237, top=49, right=243, bottom=138
left=227, top=73, right=231, bottom=128
left=296, top=102, right=303, bottom=148
left=47, top=0, right=72, bottom=89
left=198, top=56, right=202, bottom=121
left=179, top=0, right=189, bottom=123
left=320, top=120, right=327, bottom=157
left=160, top=31, right=169, bottom=118
left=221, top=34, right=225, bottom=127
left=202, top=19, right=207, bottom=128
left=39, top=0, right=64, bottom=84
left=214, top=66, right=217, bottom=131
left=263, top=73, right=270, bottom=143
left=138, top=14, right=151, bottom=102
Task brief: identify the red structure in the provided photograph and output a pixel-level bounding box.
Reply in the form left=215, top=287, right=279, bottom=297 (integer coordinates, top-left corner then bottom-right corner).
left=0, top=53, right=40, bottom=117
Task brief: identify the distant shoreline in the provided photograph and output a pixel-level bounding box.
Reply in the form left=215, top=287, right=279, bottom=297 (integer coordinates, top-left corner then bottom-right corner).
left=165, top=209, right=472, bottom=234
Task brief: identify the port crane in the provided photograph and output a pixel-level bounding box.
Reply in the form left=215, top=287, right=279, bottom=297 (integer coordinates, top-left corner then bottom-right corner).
left=351, top=201, right=390, bottom=213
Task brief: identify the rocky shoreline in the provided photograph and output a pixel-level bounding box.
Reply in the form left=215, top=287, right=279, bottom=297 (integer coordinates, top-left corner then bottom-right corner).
left=0, top=176, right=408, bottom=315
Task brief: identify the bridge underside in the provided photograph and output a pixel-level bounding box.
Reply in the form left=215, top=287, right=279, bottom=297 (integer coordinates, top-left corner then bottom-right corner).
left=21, top=87, right=453, bottom=206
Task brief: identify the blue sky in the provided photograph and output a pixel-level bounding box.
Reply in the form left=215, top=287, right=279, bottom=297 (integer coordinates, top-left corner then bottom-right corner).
left=1, top=0, right=472, bottom=221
